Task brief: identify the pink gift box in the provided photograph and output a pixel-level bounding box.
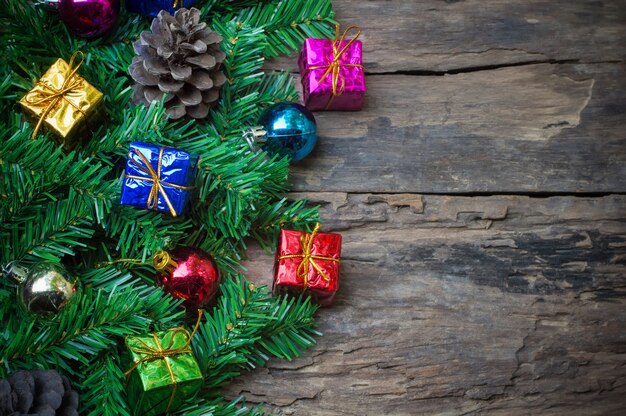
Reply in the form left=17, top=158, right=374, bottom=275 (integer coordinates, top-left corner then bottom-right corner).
left=298, top=29, right=365, bottom=111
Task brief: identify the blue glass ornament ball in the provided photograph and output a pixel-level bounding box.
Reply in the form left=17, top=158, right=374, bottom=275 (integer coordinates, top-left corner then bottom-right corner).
left=125, top=0, right=198, bottom=18
left=259, top=102, right=317, bottom=162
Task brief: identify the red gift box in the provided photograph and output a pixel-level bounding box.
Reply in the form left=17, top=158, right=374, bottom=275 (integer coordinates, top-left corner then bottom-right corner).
left=273, top=224, right=342, bottom=306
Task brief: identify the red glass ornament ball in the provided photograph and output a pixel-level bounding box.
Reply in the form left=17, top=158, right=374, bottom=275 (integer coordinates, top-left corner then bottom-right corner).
left=156, top=247, right=220, bottom=308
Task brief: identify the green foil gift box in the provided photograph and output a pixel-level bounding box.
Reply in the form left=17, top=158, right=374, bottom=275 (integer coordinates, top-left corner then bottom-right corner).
left=123, top=327, right=203, bottom=416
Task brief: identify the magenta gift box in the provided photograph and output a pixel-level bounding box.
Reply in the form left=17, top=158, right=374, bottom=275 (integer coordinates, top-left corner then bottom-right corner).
left=298, top=31, right=365, bottom=111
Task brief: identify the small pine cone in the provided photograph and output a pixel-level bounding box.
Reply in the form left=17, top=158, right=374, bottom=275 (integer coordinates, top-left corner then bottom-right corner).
left=0, top=370, right=79, bottom=415
left=129, top=7, right=227, bottom=120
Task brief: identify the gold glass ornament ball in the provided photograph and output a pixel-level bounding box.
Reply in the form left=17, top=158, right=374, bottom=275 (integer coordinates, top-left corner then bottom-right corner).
left=19, top=262, right=80, bottom=317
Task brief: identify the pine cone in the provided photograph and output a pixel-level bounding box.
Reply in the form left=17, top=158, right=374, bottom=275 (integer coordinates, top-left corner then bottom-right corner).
left=0, top=370, right=79, bottom=416
left=129, top=7, right=227, bottom=120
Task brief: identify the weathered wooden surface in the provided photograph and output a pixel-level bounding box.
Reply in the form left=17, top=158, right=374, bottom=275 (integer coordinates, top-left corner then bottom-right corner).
left=233, top=194, right=626, bottom=414
left=290, top=63, right=626, bottom=193
left=233, top=1, right=626, bottom=414
left=272, top=0, right=626, bottom=73
left=278, top=1, right=626, bottom=194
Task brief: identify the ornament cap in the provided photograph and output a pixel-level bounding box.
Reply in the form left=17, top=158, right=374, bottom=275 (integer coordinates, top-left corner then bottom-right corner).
left=242, top=126, right=268, bottom=150
left=42, top=0, right=61, bottom=9
left=3, top=261, right=29, bottom=283
left=153, top=250, right=178, bottom=272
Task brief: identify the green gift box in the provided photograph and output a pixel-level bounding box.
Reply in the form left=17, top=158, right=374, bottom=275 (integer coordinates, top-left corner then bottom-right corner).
left=124, top=328, right=203, bottom=416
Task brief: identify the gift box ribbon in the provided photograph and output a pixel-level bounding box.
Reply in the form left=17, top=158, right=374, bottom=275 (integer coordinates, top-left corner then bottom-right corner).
left=24, top=51, right=87, bottom=139
left=278, top=223, right=340, bottom=289
left=125, top=146, right=194, bottom=217
left=306, top=25, right=363, bottom=109
left=124, top=310, right=203, bottom=414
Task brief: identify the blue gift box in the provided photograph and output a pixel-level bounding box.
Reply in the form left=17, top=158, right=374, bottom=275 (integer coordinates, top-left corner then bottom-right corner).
left=121, top=142, right=198, bottom=216
left=126, top=0, right=199, bottom=18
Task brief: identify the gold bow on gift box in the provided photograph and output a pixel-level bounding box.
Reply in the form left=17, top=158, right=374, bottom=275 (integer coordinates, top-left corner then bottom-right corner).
left=19, top=51, right=103, bottom=147
left=125, top=147, right=194, bottom=217
left=124, top=310, right=202, bottom=378
left=278, top=223, right=340, bottom=289
left=306, top=25, right=363, bottom=109
left=124, top=310, right=203, bottom=415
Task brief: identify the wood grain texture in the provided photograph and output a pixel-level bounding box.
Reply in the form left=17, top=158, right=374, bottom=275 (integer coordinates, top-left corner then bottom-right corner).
left=349, top=0, right=626, bottom=72
left=231, top=0, right=626, bottom=414
left=231, top=194, right=626, bottom=415
left=290, top=63, right=626, bottom=193
left=270, top=0, right=626, bottom=73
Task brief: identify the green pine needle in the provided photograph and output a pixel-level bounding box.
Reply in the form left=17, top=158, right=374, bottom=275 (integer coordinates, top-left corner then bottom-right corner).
left=0, top=0, right=335, bottom=413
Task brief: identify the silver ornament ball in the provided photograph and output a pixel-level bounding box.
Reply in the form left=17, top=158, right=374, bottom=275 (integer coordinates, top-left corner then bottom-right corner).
left=19, top=262, right=80, bottom=317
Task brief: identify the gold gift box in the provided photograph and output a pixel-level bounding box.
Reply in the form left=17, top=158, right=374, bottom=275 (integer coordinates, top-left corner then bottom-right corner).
left=19, top=54, right=103, bottom=149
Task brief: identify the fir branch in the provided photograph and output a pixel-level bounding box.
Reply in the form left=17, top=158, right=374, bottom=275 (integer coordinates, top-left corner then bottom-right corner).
left=209, top=0, right=266, bottom=15
left=174, top=395, right=264, bottom=416
left=233, top=0, right=336, bottom=58
left=80, top=354, right=130, bottom=416
left=86, top=99, right=170, bottom=157
left=254, top=71, right=300, bottom=105
left=0, top=0, right=76, bottom=72
left=255, top=294, right=319, bottom=360
left=211, top=20, right=268, bottom=133
left=80, top=264, right=140, bottom=292
left=103, top=205, right=196, bottom=260
left=0, top=162, right=44, bottom=224
left=0, top=127, right=116, bottom=225
left=250, top=197, right=320, bottom=251
left=0, top=277, right=13, bottom=323
left=76, top=265, right=187, bottom=329
left=0, top=285, right=181, bottom=377
left=1, top=0, right=333, bottom=412
left=193, top=275, right=319, bottom=389
left=0, top=73, right=14, bottom=127
left=0, top=189, right=95, bottom=264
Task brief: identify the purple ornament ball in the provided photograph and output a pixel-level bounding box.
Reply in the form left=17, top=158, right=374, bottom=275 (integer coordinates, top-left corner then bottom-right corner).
left=58, top=0, right=120, bottom=38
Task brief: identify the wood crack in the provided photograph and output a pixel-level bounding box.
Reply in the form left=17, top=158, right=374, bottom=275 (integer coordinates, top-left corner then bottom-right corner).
left=329, top=191, right=626, bottom=198
left=364, top=59, right=622, bottom=77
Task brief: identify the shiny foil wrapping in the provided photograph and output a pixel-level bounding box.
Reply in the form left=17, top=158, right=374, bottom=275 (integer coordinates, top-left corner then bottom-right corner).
left=273, top=228, right=342, bottom=306
left=19, top=58, right=103, bottom=147
left=125, top=0, right=198, bottom=17
left=124, top=330, right=203, bottom=416
left=298, top=37, right=365, bottom=111
left=156, top=246, right=221, bottom=308
left=120, top=141, right=198, bottom=216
